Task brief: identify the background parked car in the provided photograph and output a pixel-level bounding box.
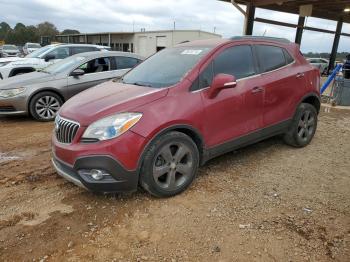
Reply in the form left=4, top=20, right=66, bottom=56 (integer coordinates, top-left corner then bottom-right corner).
left=0, top=44, right=21, bottom=58
left=307, top=57, right=329, bottom=75
left=0, top=43, right=111, bottom=79
left=0, top=51, right=143, bottom=121
left=23, top=42, right=41, bottom=55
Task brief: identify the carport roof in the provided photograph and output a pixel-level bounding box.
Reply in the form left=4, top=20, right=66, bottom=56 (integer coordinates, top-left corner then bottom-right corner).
left=220, top=0, right=350, bottom=23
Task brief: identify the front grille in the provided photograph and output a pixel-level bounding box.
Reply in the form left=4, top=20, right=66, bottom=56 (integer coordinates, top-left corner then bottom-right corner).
left=0, top=106, right=16, bottom=112
left=55, top=115, right=80, bottom=144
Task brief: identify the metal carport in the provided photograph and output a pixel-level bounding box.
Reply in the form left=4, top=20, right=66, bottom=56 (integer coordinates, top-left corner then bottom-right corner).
left=220, top=0, right=350, bottom=73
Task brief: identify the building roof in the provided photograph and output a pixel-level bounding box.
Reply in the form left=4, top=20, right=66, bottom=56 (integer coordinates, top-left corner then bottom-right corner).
left=57, top=30, right=221, bottom=37
left=220, top=0, right=350, bottom=23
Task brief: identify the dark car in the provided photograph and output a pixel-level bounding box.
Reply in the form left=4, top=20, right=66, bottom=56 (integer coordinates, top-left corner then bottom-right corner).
left=52, top=36, right=320, bottom=197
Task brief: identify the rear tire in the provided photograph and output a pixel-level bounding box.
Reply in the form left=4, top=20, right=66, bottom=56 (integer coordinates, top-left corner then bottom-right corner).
left=29, top=91, right=63, bottom=122
left=283, top=103, right=318, bottom=147
left=140, top=131, right=199, bottom=197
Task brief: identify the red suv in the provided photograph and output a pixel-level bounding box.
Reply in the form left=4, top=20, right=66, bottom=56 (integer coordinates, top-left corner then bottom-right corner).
left=52, top=37, right=320, bottom=197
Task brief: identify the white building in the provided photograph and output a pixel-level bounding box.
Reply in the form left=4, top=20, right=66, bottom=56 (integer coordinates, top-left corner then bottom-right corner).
left=55, top=30, right=222, bottom=57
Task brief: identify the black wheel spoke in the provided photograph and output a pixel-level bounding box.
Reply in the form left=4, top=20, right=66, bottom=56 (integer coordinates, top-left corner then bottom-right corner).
left=307, top=117, right=315, bottom=127
left=165, top=170, right=176, bottom=189
left=176, top=163, right=192, bottom=176
left=174, top=145, right=188, bottom=163
left=153, top=165, right=170, bottom=178
left=160, top=147, right=173, bottom=163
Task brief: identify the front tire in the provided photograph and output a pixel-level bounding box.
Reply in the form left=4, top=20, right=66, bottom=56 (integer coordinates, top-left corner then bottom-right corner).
left=283, top=103, right=318, bottom=147
left=29, top=91, right=63, bottom=121
left=140, top=131, right=199, bottom=197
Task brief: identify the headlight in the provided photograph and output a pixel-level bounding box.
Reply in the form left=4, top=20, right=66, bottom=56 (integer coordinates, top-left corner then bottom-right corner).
left=0, top=87, right=26, bottom=98
left=0, top=61, right=10, bottom=67
left=82, top=112, right=142, bottom=141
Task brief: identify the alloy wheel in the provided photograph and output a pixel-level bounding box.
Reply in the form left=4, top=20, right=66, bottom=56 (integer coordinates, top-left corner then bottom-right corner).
left=153, top=142, right=194, bottom=191
left=297, top=109, right=315, bottom=142
left=35, top=96, right=61, bottom=120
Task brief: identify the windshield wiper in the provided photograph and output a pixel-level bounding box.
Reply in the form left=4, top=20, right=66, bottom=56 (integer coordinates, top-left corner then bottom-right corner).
left=129, top=81, right=153, bottom=87
left=37, top=69, right=50, bottom=74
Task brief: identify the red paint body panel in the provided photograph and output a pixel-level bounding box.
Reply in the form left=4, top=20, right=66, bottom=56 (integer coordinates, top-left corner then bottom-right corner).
left=53, top=130, right=146, bottom=170
left=52, top=38, right=320, bottom=178
left=59, top=81, right=168, bottom=126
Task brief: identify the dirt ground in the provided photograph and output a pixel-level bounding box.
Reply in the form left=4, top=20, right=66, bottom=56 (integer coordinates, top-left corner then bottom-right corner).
left=0, top=107, right=349, bottom=262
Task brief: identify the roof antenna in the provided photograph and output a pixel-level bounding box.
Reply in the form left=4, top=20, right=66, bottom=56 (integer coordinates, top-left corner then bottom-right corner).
left=262, top=29, right=267, bottom=36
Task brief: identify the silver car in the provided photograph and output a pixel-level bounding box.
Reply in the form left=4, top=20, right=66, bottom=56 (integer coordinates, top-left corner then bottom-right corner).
left=0, top=51, right=143, bottom=121
left=0, top=45, right=21, bottom=58
left=306, top=58, right=329, bottom=75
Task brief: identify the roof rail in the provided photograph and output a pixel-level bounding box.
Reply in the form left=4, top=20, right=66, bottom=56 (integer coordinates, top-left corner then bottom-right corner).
left=230, top=36, right=291, bottom=44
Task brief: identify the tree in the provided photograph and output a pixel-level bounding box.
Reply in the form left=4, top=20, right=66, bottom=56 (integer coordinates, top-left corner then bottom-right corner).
left=0, top=22, right=11, bottom=40
left=37, top=21, right=59, bottom=38
left=61, top=29, right=80, bottom=35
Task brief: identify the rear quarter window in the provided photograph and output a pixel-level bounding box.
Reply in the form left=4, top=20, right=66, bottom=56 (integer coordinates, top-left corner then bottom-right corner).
left=115, top=57, right=140, bottom=69
left=283, top=49, right=294, bottom=64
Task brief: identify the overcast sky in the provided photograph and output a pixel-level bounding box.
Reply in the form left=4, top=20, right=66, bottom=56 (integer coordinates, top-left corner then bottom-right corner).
left=0, top=0, right=349, bottom=53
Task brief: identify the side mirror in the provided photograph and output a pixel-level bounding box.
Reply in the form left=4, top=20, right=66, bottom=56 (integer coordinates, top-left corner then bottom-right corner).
left=44, top=54, right=55, bottom=62
left=70, top=68, right=85, bottom=77
left=207, top=73, right=237, bottom=99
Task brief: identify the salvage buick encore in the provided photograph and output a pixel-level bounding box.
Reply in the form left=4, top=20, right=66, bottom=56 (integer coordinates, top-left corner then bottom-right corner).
left=52, top=36, right=320, bottom=197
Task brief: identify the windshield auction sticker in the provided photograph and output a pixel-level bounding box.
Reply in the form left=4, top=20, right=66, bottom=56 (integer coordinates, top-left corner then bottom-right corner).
left=181, top=50, right=203, bottom=55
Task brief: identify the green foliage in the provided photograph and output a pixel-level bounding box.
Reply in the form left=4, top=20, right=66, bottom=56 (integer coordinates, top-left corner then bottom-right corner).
left=0, top=21, right=79, bottom=46
left=61, top=29, right=80, bottom=35
left=304, top=51, right=349, bottom=61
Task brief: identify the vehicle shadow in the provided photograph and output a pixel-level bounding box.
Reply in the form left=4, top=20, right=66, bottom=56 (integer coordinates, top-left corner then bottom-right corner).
left=0, top=115, right=35, bottom=123
left=95, top=135, right=288, bottom=201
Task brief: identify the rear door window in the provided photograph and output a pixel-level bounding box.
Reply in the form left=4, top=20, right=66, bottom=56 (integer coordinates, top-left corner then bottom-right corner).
left=78, top=57, right=111, bottom=74
left=46, top=47, right=70, bottom=59
left=256, top=45, right=287, bottom=72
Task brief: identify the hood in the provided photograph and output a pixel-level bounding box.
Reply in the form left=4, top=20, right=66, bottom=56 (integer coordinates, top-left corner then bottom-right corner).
left=0, top=71, right=55, bottom=89
left=2, top=49, right=20, bottom=53
left=0, top=57, right=23, bottom=63
left=60, top=81, right=168, bottom=126
left=6, top=58, right=42, bottom=67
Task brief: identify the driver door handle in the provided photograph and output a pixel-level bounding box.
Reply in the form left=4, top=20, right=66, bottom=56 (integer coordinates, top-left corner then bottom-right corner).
left=251, top=86, right=263, bottom=94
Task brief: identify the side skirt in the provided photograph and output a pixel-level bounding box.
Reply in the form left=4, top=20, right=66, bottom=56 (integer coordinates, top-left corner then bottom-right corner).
left=202, top=119, right=292, bottom=164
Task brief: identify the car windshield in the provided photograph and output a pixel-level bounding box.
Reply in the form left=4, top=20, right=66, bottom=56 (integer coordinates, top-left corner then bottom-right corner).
left=26, top=46, right=52, bottom=58
left=3, top=45, right=18, bottom=51
left=122, top=46, right=213, bottom=88
left=28, top=44, right=41, bottom=48
left=41, top=56, right=86, bottom=74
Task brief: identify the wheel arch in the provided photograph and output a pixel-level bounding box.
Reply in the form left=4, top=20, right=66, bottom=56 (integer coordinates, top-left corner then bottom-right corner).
left=299, top=93, right=321, bottom=114
left=27, top=88, right=65, bottom=114
left=136, top=124, right=206, bottom=174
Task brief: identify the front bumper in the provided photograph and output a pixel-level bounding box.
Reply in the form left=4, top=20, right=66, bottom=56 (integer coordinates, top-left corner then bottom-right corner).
left=52, top=155, right=139, bottom=193
left=0, top=95, right=28, bottom=115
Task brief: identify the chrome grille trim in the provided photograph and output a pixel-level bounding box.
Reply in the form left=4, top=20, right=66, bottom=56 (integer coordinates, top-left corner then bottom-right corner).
left=55, top=115, right=80, bottom=144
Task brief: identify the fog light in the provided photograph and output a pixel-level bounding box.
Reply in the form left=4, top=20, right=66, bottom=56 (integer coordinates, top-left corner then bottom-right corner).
left=78, top=169, right=112, bottom=181
left=91, top=169, right=104, bottom=180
